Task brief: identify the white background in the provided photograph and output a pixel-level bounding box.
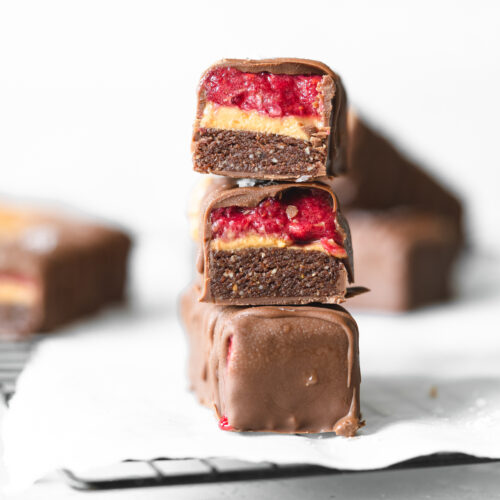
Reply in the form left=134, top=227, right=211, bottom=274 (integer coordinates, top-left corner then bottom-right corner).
left=1, top=0, right=499, bottom=268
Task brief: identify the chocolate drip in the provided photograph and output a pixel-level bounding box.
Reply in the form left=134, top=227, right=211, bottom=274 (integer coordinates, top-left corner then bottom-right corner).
left=180, top=284, right=362, bottom=436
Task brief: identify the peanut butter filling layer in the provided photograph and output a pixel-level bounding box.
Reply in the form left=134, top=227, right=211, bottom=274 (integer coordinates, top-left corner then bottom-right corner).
left=0, top=278, right=39, bottom=305
left=0, top=207, right=34, bottom=238
left=211, top=235, right=347, bottom=259
left=200, top=103, right=322, bottom=141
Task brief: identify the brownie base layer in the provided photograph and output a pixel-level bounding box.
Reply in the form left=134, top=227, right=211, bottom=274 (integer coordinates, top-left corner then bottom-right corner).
left=204, top=247, right=348, bottom=305
left=0, top=303, right=39, bottom=339
left=193, top=128, right=328, bottom=179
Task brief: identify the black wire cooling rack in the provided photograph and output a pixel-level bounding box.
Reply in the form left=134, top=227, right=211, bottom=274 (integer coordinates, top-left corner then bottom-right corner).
left=0, top=337, right=33, bottom=403
left=1, top=337, right=497, bottom=491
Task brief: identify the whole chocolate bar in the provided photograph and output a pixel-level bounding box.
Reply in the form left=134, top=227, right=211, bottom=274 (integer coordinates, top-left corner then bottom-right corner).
left=346, top=209, right=461, bottom=311
left=0, top=203, right=131, bottom=338
left=195, top=177, right=354, bottom=306
left=192, top=58, right=347, bottom=181
left=336, top=112, right=463, bottom=235
left=180, top=283, right=361, bottom=435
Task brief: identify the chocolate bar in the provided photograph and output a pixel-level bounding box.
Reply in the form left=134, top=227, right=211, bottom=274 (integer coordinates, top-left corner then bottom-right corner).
left=180, top=283, right=361, bottom=435
left=192, top=58, right=347, bottom=180
left=346, top=209, right=461, bottom=311
left=0, top=203, right=131, bottom=338
left=195, top=177, right=354, bottom=305
left=336, top=112, right=463, bottom=235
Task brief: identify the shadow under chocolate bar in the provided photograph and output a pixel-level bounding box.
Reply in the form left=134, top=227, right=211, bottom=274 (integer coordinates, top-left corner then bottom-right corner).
left=0, top=203, right=131, bottom=338
left=180, top=283, right=362, bottom=436
left=192, top=58, right=347, bottom=181
left=195, top=177, right=354, bottom=306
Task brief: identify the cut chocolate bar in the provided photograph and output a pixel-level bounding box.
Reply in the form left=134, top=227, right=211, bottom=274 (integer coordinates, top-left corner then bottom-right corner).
left=346, top=209, right=461, bottom=311
left=180, top=283, right=361, bottom=435
left=195, top=177, right=353, bottom=305
left=0, top=203, right=131, bottom=338
left=192, top=58, right=347, bottom=180
left=336, top=112, right=463, bottom=237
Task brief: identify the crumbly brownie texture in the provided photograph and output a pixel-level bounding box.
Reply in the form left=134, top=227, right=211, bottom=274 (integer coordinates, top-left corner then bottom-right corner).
left=193, top=128, right=328, bottom=179
left=208, top=247, right=347, bottom=305
left=180, top=283, right=362, bottom=435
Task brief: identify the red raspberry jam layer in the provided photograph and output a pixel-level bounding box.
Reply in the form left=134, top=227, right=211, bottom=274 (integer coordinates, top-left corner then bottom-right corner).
left=218, top=416, right=233, bottom=431
left=0, top=272, right=37, bottom=286
left=210, top=189, right=345, bottom=256
left=201, top=67, right=322, bottom=118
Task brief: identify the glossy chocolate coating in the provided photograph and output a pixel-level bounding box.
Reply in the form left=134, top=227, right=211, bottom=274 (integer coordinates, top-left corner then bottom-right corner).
left=180, top=283, right=362, bottom=435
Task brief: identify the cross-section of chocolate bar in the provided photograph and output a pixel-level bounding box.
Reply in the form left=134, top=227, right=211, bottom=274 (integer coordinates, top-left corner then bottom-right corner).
left=192, top=58, right=347, bottom=181
left=180, top=283, right=361, bottom=435
left=0, top=203, right=131, bottom=338
left=195, top=177, right=353, bottom=305
left=346, top=209, right=461, bottom=311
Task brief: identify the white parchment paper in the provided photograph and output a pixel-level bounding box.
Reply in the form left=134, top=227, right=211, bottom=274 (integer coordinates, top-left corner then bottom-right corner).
left=2, top=252, right=500, bottom=490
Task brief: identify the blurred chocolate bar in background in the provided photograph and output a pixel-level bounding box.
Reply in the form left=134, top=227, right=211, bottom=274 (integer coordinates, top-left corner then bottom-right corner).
left=335, top=112, right=464, bottom=311
left=345, top=210, right=461, bottom=311
left=0, top=203, right=131, bottom=338
left=337, top=112, right=463, bottom=230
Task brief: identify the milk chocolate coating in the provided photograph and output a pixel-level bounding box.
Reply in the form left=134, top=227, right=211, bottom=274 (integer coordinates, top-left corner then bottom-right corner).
left=192, top=58, right=347, bottom=180
left=0, top=204, right=131, bottom=338
left=335, top=112, right=463, bottom=239
left=197, top=177, right=354, bottom=306
left=346, top=209, right=461, bottom=311
left=180, top=283, right=362, bottom=435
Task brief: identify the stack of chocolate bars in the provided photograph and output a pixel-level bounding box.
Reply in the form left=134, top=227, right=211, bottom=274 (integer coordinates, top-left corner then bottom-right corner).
left=181, top=58, right=363, bottom=436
